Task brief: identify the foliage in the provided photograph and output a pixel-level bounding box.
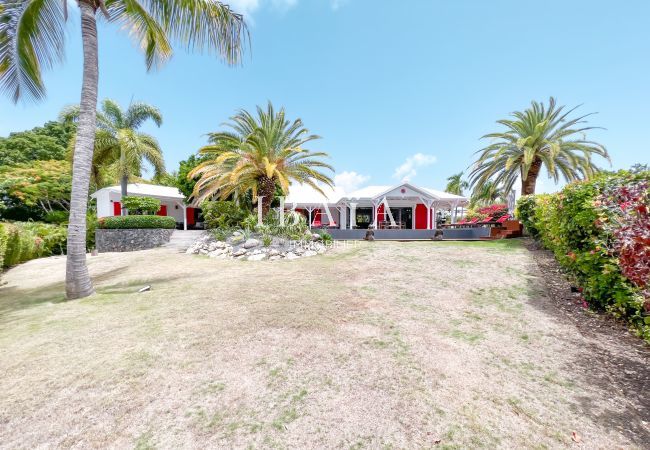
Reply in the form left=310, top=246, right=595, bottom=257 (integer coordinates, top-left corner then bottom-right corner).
left=190, top=102, right=334, bottom=217
left=0, top=222, right=66, bottom=268
left=176, top=154, right=207, bottom=199
left=320, top=232, right=333, bottom=244
left=466, top=204, right=508, bottom=221
left=121, top=196, right=161, bottom=215
left=61, top=99, right=166, bottom=189
left=241, top=213, right=258, bottom=231
left=97, top=215, right=175, bottom=229
left=261, top=210, right=309, bottom=240
left=0, top=121, right=75, bottom=167
left=44, top=210, right=69, bottom=224
left=86, top=213, right=97, bottom=250
left=0, top=160, right=71, bottom=215
left=469, top=180, right=507, bottom=207
left=201, top=200, right=249, bottom=230
left=516, top=169, right=650, bottom=341
left=445, top=172, right=468, bottom=196
left=470, top=97, right=609, bottom=196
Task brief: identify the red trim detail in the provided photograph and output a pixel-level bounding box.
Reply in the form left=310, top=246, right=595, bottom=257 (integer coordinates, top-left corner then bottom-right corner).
left=156, top=205, right=167, bottom=216
left=113, top=201, right=121, bottom=216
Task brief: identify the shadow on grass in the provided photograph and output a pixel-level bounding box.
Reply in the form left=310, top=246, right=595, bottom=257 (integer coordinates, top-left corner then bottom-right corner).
left=522, top=241, right=650, bottom=446
left=0, top=264, right=193, bottom=322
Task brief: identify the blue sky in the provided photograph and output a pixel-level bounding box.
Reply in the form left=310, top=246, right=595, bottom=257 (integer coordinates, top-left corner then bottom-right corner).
left=1, top=0, right=649, bottom=194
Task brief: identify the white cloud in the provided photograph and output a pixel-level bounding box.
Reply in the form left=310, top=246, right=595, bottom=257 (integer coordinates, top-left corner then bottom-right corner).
left=330, top=0, right=349, bottom=11
left=393, top=153, right=437, bottom=182
left=227, top=0, right=261, bottom=17
left=334, top=171, right=370, bottom=194
left=227, top=0, right=298, bottom=17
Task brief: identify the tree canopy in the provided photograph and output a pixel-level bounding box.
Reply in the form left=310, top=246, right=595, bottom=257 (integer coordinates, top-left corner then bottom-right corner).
left=0, top=121, right=75, bottom=167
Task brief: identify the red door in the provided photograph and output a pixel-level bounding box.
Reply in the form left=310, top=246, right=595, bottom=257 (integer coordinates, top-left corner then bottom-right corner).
left=113, top=201, right=121, bottom=216
left=186, top=207, right=195, bottom=226
left=156, top=205, right=167, bottom=216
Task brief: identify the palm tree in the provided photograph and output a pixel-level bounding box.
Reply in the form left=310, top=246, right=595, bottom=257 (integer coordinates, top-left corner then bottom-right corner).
left=470, top=180, right=507, bottom=208
left=1, top=0, right=247, bottom=299
left=469, top=97, right=609, bottom=196
left=190, top=102, right=334, bottom=217
left=445, top=172, right=469, bottom=195
left=62, top=99, right=165, bottom=214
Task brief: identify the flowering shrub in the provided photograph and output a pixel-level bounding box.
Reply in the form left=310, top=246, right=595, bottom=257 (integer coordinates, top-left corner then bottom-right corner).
left=466, top=203, right=509, bottom=221
left=516, top=169, right=650, bottom=341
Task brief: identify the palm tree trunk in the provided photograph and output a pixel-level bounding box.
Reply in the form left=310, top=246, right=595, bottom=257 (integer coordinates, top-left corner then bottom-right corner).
left=65, top=1, right=98, bottom=299
left=521, top=157, right=543, bottom=196
left=258, top=176, right=276, bottom=217
left=120, top=174, right=128, bottom=215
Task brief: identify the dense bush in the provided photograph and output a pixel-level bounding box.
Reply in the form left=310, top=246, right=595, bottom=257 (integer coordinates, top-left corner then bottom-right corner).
left=97, top=215, right=176, bottom=229
left=466, top=203, right=509, bottom=221
left=44, top=210, right=69, bottom=224
left=516, top=169, right=650, bottom=341
left=21, top=222, right=67, bottom=256
left=201, top=200, right=249, bottom=229
left=121, top=196, right=161, bottom=215
left=1, top=223, right=43, bottom=268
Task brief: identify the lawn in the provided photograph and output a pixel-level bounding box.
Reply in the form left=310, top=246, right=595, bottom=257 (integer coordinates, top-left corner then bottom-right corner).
left=0, top=240, right=647, bottom=448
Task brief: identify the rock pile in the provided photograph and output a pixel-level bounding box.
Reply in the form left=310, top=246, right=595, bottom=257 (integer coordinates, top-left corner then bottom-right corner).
left=185, top=230, right=327, bottom=261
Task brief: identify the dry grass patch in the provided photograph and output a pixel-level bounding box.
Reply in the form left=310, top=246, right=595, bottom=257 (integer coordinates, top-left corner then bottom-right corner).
left=0, top=240, right=647, bottom=448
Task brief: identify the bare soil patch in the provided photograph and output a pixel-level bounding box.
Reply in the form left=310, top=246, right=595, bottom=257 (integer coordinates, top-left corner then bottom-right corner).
left=0, top=239, right=647, bottom=449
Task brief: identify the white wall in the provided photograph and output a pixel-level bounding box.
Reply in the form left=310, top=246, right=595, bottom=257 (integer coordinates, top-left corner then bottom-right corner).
left=96, top=191, right=185, bottom=224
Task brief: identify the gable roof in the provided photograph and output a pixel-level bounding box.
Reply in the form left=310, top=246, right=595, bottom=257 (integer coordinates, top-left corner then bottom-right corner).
left=91, top=183, right=185, bottom=200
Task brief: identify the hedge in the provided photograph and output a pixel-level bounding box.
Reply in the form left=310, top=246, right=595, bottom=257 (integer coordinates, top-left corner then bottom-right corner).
left=97, top=215, right=176, bottom=229
left=516, top=169, right=650, bottom=341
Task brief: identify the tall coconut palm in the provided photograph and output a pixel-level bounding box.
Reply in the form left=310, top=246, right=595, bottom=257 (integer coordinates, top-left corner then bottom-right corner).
left=62, top=99, right=165, bottom=214
left=445, top=172, right=469, bottom=196
left=190, top=102, right=334, bottom=216
left=469, top=97, right=609, bottom=196
left=1, top=0, right=247, bottom=299
left=469, top=180, right=507, bottom=208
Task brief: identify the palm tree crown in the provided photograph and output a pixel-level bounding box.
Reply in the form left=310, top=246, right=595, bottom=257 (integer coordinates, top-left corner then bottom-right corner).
left=61, top=99, right=165, bottom=196
left=445, top=172, right=469, bottom=196
left=0, top=0, right=247, bottom=102
left=190, top=102, right=334, bottom=216
left=469, top=97, right=609, bottom=196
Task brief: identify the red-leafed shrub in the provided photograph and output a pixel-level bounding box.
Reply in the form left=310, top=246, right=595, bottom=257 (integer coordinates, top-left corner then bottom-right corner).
left=598, top=180, right=650, bottom=302
left=466, top=203, right=509, bottom=221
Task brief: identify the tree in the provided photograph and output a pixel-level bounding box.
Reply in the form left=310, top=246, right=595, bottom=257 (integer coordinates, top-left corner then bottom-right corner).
left=0, top=160, right=72, bottom=214
left=62, top=99, right=166, bottom=213
left=469, top=97, right=609, bottom=196
left=1, top=0, right=247, bottom=299
left=469, top=180, right=507, bottom=207
left=445, top=172, right=468, bottom=196
left=0, top=121, right=75, bottom=167
left=176, top=154, right=207, bottom=199
left=190, top=102, right=334, bottom=217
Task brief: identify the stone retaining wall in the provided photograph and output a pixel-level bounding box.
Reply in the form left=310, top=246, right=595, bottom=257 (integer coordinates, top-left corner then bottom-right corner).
left=95, top=228, right=174, bottom=252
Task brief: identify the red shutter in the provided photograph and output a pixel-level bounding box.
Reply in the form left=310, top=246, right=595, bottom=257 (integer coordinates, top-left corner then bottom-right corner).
left=113, top=201, right=121, bottom=216
left=156, top=205, right=167, bottom=216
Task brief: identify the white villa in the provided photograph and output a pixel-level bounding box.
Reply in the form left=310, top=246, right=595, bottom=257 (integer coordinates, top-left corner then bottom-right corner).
left=286, top=181, right=468, bottom=230
left=92, top=184, right=200, bottom=230
left=91, top=181, right=471, bottom=236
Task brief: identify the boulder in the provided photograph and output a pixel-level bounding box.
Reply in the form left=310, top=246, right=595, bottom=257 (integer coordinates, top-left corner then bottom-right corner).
left=303, top=250, right=317, bottom=257
left=208, top=249, right=224, bottom=258
left=243, top=238, right=260, bottom=249
left=232, top=248, right=247, bottom=257
left=285, top=252, right=299, bottom=260
left=248, top=253, right=267, bottom=261
left=269, top=255, right=282, bottom=261
left=268, top=249, right=280, bottom=257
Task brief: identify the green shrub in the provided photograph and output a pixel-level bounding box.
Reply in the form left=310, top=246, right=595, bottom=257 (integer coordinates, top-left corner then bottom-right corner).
left=2, top=224, right=41, bottom=268
left=44, top=210, right=69, bottom=224
left=320, top=232, right=333, bottom=244
left=22, top=222, right=67, bottom=255
left=121, top=196, right=161, bottom=215
left=516, top=169, right=650, bottom=341
left=0, top=223, right=7, bottom=268
left=201, top=200, right=249, bottom=229
left=97, top=215, right=176, bottom=229
left=86, top=213, right=97, bottom=250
